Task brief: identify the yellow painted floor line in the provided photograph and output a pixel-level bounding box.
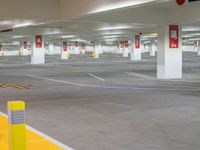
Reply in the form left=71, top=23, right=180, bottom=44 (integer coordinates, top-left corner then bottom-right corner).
left=0, top=113, right=74, bottom=150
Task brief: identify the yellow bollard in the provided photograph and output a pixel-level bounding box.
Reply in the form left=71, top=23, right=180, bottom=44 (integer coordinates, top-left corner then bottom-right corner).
left=7, top=101, right=26, bottom=150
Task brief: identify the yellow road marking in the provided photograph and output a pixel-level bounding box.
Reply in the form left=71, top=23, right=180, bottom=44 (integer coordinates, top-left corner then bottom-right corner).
left=0, top=114, right=65, bottom=150
left=0, top=84, right=31, bottom=89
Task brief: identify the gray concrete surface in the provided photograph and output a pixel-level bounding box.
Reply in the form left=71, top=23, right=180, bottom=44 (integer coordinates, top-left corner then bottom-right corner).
left=0, top=52, right=200, bottom=150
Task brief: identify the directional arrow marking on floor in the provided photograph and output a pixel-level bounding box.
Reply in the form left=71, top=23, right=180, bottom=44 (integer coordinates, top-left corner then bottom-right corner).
left=0, top=84, right=31, bottom=89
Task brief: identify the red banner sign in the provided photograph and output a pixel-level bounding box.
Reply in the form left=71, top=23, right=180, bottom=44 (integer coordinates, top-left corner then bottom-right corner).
left=169, top=25, right=179, bottom=48
left=35, top=35, right=42, bottom=48
left=23, top=41, right=28, bottom=49
left=125, top=41, right=128, bottom=48
left=135, top=35, right=141, bottom=49
left=63, top=42, right=68, bottom=51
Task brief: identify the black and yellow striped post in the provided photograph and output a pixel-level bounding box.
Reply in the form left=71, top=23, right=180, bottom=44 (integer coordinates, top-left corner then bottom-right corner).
left=8, top=101, right=26, bottom=150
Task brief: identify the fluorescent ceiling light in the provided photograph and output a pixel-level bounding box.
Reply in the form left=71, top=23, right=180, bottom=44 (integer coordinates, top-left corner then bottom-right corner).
left=12, top=41, right=20, bottom=45
left=12, top=35, right=26, bottom=38
left=62, top=35, right=76, bottom=38
left=183, top=38, right=200, bottom=42
left=186, top=33, right=200, bottom=36
left=0, top=20, right=13, bottom=25
left=104, top=38, right=118, bottom=42
left=70, top=39, right=87, bottom=42
left=100, top=31, right=125, bottom=35
left=92, top=0, right=159, bottom=13
left=14, top=21, right=33, bottom=28
left=143, top=41, right=151, bottom=44
left=102, top=35, right=121, bottom=39
left=98, top=25, right=132, bottom=31
left=183, top=26, right=200, bottom=32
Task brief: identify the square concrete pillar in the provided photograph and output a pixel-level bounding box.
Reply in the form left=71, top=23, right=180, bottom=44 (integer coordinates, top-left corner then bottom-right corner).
left=31, top=35, right=45, bottom=64
left=94, top=43, right=102, bottom=58
left=157, top=24, right=182, bottom=79
left=149, top=41, right=157, bottom=56
left=48, top=43, right=54, bottom=55
left=20, top=41, right=29, bottom=56
left=130, top=35, right=142, bottom=61
left=61, top=41, right=69, bottom=59
left=197, top=41, right=200, bottom=56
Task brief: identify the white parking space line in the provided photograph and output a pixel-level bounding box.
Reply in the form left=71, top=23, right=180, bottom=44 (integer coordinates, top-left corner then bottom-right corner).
left=26, top=74, right=200, bottom=91
left=26, top=74, right=111, bottom=88
left=88, top=73, right=105, bottom=81
left=125, top=72, right=156, bottom=80
left=0, top=112, right=74, bottom=150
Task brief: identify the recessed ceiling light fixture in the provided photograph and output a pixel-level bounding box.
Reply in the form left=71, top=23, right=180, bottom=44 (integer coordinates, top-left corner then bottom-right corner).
left=98, top=25, right=132, bottom=31
left=62, top=35, right=76, bottom=38
left=13, top=21, right=33, bottom=28
left=92, top=0, right=163, bottom=13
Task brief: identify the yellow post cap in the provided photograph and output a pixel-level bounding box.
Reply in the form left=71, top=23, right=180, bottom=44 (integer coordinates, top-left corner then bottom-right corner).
left=7, top=101, right=25, bottom=111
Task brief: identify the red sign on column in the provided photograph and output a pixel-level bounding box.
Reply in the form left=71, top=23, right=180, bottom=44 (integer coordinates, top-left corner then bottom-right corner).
left=135, top=35, right=141, bottom=49
left=63, top=42, right=68, bottom=51
left=23, top=41, right=28, bottom=49
left=125, top=41, right=128, bottom=48
left=35, top=35, right=42, bottom=48
left=169, top=25, right=179, bottom=48
left=120, top=41, right=123, bottom=48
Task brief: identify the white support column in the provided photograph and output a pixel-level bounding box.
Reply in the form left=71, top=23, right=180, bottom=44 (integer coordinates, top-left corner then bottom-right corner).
left=20, top=41, right=29, bottom=56
left=94, top=43, right=102, bottom=58
left=130, top=35, right=142, bottom=61
left=197, top=41, right=200, bottom=56
left=73, top=41, right=80, bottom=54
left=61, top=41, right=69, bottom=59
left=123, top=41, right=129, bottom=57
left=149, top=40, right=157, bottom=56
left=48, top=43, right=54, bottom=55
left=119, top=42, right=123, bottom=54
left=157, top=24, right=182, bottom=79
left=31, top=35, right=45, bottom=64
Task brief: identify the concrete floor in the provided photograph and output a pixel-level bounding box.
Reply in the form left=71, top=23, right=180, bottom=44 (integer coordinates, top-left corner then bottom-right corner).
left=0, top=52, right=200, bottom=150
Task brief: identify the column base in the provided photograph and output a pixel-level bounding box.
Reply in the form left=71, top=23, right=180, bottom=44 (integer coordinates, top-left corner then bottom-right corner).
left=198, top=51, right=200, bottom=56
left=150, top=51, right=156, bottom=56
left=31, top=49, right=45, bottom=64
left=123, top=53, right=129, bottom=57
left=61, top=52, right=70, bottom=59
left=94, top=54, right=99, bottom=58
left=130, top=50, right=141, bottom=61
left=157, top=51, right=182, bottom=79
left=31, top=58, right=45, bottom=64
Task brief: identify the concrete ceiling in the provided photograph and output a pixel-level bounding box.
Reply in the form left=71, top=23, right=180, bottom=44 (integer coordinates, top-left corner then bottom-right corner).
left=0, top=0, right=200, bottom=46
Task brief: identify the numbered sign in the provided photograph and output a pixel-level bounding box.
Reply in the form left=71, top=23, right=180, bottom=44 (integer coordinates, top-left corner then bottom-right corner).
left=35, top=35, right=42, bottom=48
left=169, top=25, right=179, bottom=48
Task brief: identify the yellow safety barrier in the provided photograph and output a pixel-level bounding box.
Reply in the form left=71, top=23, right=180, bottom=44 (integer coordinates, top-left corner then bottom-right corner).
left=0, top=101, right=66, bottom=150
left=66, top=53, right=71, bottom=59
left=8, top=101, right=26, bottom=150
left=91, top=52, right=96, bottom=57
left=18, top=51, right=23, bottom=56
left=0, top=51, right=4, bottom=56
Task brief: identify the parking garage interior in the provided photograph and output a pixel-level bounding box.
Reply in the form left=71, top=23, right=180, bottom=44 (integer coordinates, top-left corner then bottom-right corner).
left=1, top=0, right=200, bottom=150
